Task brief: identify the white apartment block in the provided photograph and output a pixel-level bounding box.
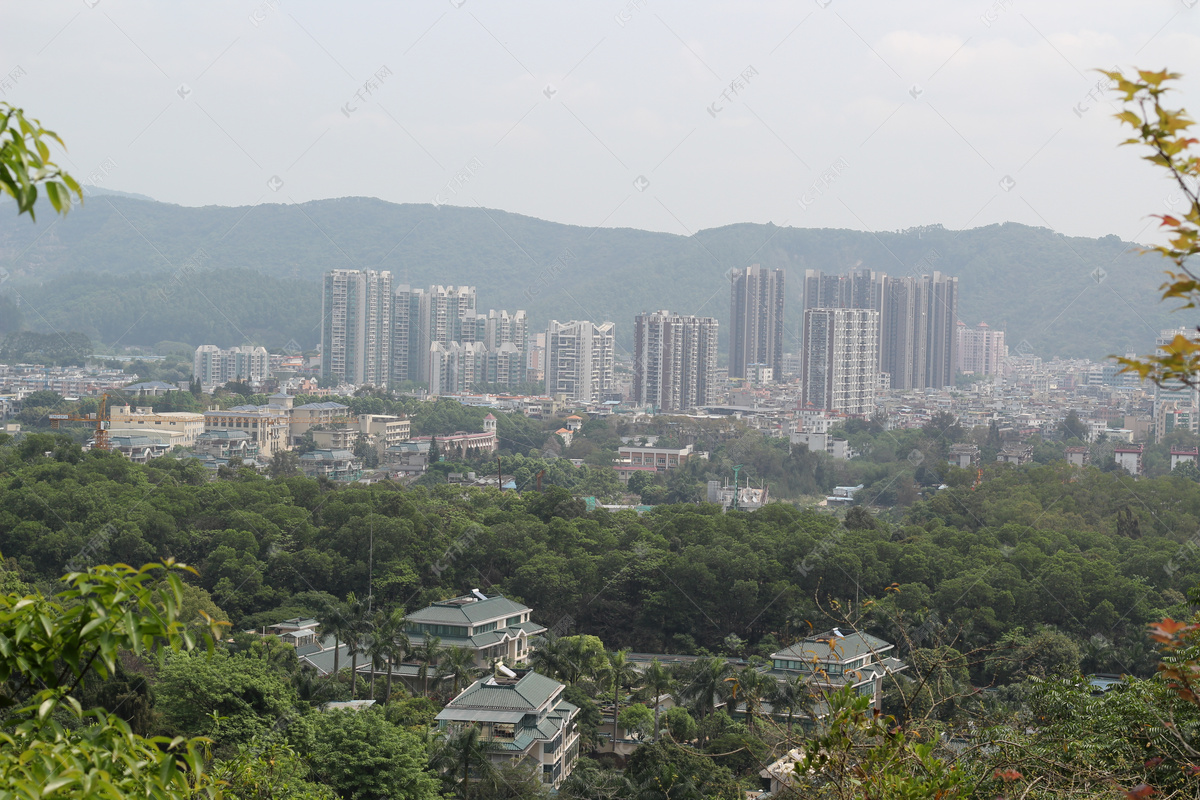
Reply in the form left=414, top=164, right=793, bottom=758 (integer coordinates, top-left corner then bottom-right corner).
left=545, top=320, right=616, bottom=404
left=955, top=321, right=1006, bottom=376
left=801, top=308, right=879, bottom=417
left=321, top=269, right=392, bottom=386
left=193, top=345, right=270, bottom=390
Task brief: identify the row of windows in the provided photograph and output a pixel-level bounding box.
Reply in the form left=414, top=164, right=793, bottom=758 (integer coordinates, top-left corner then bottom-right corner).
left=407, top=623, right=468, bottom=638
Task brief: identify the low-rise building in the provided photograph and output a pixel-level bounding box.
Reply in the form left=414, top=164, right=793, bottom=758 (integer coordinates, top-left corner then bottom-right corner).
left=194, top=429, right=260, bottom=460
left=109, top=405, right=205, bottom=446
left=436, top=668, right=580, bottom=789
left=204, top=403, right=291, bottom=458
left=791, top=431, right=856, bottom=460
left=1114, top=444, right=1143, bottom=476
left=616, top=443, right=701, bottom=471
left=1065, top=445, right=1090, bottom=468
left=767, top=629, right=906, bottom=710
left=948, top=443, right=980, bottom=468
left=299, top=449, right=362, bottom=481
left=267, top=618, right=320, bottom=647
left=997, top=444, right=1033, bottom=465
left=412, top=417, right=498, bottom=459
left=1172, top=447, right=1199, bottom=471
left=405, top=592, right=545, bottom=669
left=109, top=434, right=173, bottom=463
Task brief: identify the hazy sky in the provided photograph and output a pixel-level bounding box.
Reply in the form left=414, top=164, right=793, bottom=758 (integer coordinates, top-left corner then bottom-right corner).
left=5, top=1, right=1199, bottom=242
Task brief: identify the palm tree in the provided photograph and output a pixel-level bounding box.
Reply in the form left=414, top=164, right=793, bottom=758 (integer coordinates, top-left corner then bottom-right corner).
left=641, top=658, right=673, bottom=741
left=365, top=608, right=405, bottom=701
left=771, top=672, right=813, bottom=743
left=292, top=665, right=335, bottom=707
left=601, top=649, right=640, bottom=741
left=417, top=636, right=444, bottom=697
left=384, top=611, right=410, bottom=704
left=676, top=656, right=732, bottom=744
left=726, top=667, right=771, bottom=733
left=341, top=592, right=369, bottom=700
left=316, top=600, right=350, bottom=683
left=441, top=646, right=480, bottom=697
left=528, top=634, right=567, bottom=682
left=430, top=725, right=492, bottom=799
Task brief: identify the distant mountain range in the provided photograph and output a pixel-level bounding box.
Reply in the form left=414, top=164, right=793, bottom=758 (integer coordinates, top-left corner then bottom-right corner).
left=0, top=194, right=1181, bottom=361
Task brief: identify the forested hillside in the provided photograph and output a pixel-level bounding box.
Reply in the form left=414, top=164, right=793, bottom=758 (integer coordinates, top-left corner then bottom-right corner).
left=0, top=195, right=1172, bottom=357
left=0, top=434, right=1192, bottom=677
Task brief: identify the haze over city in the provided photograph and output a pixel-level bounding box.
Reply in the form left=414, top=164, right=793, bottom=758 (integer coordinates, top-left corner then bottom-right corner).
left=9, top=5, right=1200, bottom=800
left=3, top=1, right=1198, bottom=241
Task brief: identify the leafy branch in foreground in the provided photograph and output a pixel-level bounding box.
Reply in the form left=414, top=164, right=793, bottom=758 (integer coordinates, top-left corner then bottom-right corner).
left=0, top=102, right=82, bottom=220
left=1105, top=69, right=1200, bottom=387
left=0, top=560, right=228, bottom=799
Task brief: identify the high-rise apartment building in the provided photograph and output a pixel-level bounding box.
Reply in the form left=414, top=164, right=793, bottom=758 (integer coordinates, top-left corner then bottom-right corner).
left=321, top=269, right=392, bottom=385
left=546, top=320, right=616, bottom=403
left=729, top=264, right=786, bottom=380
left=633, top=310, right=719, bottom=411
left=193, top=345, right=271, bottom=389
left=369, top=281, right=528, bottom=391
left=955, top=321, right=1006, bottom=375
left=804, top=269, right=958, bottom=390
left=801, top=308, right=879, bottom=416
left=392, top=284, right=424, bottom=385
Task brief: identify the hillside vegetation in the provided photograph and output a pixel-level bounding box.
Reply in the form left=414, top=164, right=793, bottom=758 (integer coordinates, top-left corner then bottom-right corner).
left=0, top=196, right=1172, bottom=357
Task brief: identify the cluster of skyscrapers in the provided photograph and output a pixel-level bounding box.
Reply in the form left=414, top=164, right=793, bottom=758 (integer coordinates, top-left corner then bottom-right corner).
left=321, top=270, right=528, bottom=393
left=801, top=268, right=959, bottom=416
left=320, top=263, right=963, bottom=418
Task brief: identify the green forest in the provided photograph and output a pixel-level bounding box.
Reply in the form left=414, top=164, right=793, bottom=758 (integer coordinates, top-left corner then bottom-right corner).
left=5, top=430, right=1200, bottom=797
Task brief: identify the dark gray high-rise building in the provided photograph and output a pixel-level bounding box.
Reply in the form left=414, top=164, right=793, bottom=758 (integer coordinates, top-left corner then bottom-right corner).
left=633, top=310, right=719, bottom=411
left=729, top=264, right=786, bottom=380
left=803, top=269, right=958, bottom=390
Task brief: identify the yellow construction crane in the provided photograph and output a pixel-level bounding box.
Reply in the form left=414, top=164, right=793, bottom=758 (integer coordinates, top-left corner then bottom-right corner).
left=49, top=393, right=111, bottom=451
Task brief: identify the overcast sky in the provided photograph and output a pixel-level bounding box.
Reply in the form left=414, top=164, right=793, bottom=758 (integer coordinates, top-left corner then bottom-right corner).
left=5, top=1, right=1199, bottom=242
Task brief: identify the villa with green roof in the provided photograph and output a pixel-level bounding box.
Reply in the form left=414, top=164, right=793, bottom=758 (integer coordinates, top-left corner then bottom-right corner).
left=768, top=628, right=907, bottom=709
left=405, top=591, right=545, bottom=668
left=436, top=668, right=580, bottom=788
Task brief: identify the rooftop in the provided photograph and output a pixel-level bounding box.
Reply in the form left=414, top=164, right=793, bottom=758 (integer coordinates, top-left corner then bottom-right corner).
left=439, top=669, right=562, bottom=714
left=771, top=629, right=894, bottom=663
left=407, top=593, right=531, bottom=626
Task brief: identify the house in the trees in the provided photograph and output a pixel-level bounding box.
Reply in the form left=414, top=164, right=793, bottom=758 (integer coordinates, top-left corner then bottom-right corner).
left=405, top=591, right=546, bottom=668
left=436, top=667, right=580, bottom=788
left=767, top=629, right=906, bottom=710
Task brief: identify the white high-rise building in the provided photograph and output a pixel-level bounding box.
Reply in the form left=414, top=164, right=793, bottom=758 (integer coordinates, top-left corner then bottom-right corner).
left=956, top=321, right=1006, bottom=375
left=429, top=341, right=486, bottom=396
left=633, top=310, right=719, bottom=411
left=321, top=269, right=392, bottom=386
left=546, top=320, right=616, bottom=403
left=194, top=345, right=270, bottom=390
left=801, top=308, right=879, bottom=417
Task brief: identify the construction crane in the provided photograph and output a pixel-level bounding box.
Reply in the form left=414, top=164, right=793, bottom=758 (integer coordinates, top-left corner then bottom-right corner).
left=48, top=393, right=111, bottom=451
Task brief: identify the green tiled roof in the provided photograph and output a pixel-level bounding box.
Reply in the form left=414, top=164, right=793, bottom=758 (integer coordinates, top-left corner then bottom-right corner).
left=444, top=670, right=561, bottom=712
left=407, top=595, right=531, bottom=626
left=771, top=630, right=893, bottom=663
